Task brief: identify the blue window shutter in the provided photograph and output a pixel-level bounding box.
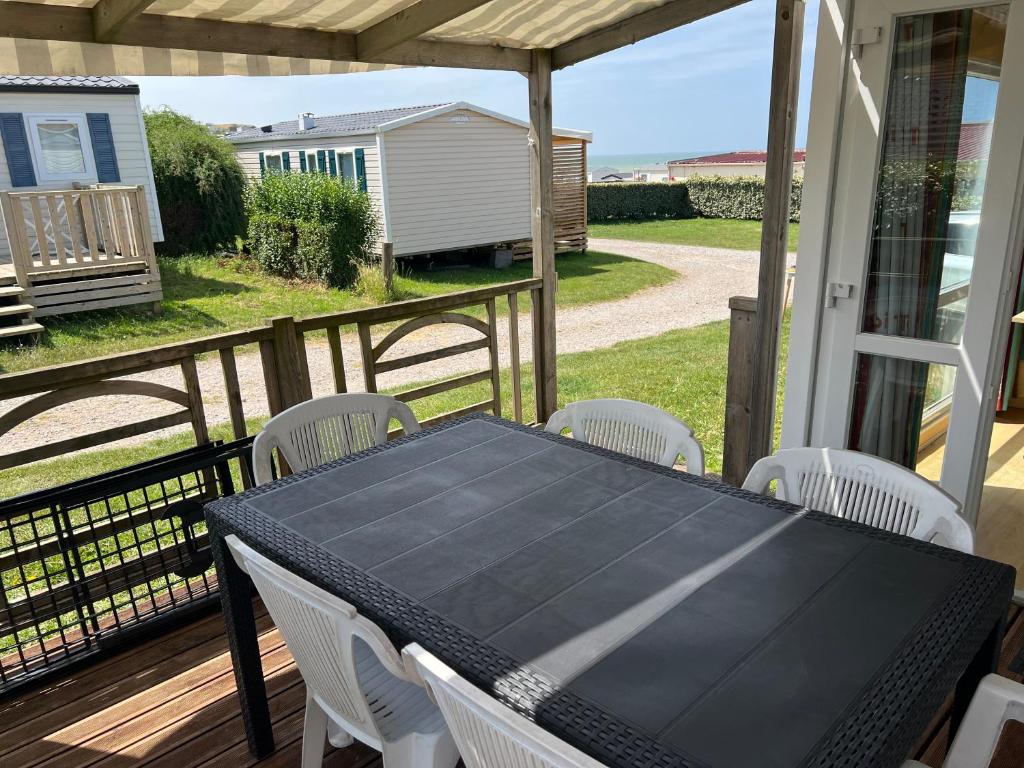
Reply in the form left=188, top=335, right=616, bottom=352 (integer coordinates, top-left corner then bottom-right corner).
left=316, top=149, right=326, bottom=173
left=258, top=151, right=266, bottom=178
left=354, top=148, right=367, bottom=192
left=327, top=149, right=337, bottom=177
left=0, top=114, right=36, bottom=187
left=299, top=152, right=307, bottom=172
left=282, top=151, right=291, bottom=172
left=86, top=113, right=120, bottom=182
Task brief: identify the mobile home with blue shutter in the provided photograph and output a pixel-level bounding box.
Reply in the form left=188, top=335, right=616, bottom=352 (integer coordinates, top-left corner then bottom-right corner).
left=227, top=102, right=590, bottom=259
left=0, top=76, right=163, bottom=337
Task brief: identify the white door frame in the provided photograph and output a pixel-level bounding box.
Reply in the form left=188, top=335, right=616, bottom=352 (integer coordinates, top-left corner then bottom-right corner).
left=782, top=0, right=1024, bottom=522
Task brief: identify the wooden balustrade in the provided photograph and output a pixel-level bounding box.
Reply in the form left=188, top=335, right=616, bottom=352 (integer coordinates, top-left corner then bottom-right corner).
left=0, top=279, right=545, bottom=478
left=0, top=185, right=163, bottom=317
left=1, top=185, right=158, bottom=274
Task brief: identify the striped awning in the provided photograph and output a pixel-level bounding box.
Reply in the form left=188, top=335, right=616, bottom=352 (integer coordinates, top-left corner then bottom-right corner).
left=0, top=0, right=746, bottom=76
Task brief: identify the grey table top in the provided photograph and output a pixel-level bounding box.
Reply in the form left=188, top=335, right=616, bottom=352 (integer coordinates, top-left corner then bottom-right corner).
left=209, top=415, right=1016, bottom=768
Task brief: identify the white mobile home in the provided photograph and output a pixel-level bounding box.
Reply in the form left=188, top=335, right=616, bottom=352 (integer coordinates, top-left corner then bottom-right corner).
left=0, top=75, right=164, bottom=337
left=227, top=102, right=591, bottom=258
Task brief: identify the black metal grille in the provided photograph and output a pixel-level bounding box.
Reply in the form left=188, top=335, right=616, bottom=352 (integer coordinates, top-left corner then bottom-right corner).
left=0, top=438, right=253, bottom=695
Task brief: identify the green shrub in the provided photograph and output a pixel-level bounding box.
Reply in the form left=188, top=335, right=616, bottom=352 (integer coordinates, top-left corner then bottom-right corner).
left=587, top=182, right=693, bottom=221
left=244, top=172, right=379, bottom=288
left=247, top=213, right=296, bottom=278
left=685, top=175, right=802, bottom=222
left=587, top=176, right=802, bottom=223
left=144, top=108, right=246, bottom=254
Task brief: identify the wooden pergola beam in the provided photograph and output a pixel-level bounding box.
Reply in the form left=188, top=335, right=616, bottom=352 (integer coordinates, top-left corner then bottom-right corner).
left=0, top=1, right=530, bottom=71
left=551, top=0, right=750, bottom=70
left=356, top=0, right=494, bottom=59
left=92, top=0, right=157, bottom=43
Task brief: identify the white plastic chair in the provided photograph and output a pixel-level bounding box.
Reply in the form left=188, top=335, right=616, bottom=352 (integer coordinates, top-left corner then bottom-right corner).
left=225, top=536, right=458, bottom=768
left=403, top=643, right=606, bottom=768
left=544, top=399, right=705, bottom=474
left=903, top=674, right=1024, bottom=768
left=253, top=393, right=420, bottom=485
left=742, top=447, right=974, bottom=553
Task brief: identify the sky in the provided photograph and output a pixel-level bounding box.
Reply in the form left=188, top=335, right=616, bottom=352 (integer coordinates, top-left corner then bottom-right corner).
left=134, top=0, right=820, bottom=158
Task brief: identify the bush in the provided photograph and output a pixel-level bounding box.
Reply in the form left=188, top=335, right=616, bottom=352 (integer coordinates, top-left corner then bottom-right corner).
left=587, top=176, right=802, bottom=223
left=587, top=182, right=693, bottom=221
left=685, top=175, right=802, bottom=222
left=244, top=171, right=379, bottom=288
left=144, top=108, right=246, bottom=254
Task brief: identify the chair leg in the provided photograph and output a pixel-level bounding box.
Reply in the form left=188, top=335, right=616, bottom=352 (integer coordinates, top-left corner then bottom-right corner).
left=382, top=729, right=459, bottom=768
left=301, top=692, right=329, bottom=768
left=327, top=718, right=355, bottom=749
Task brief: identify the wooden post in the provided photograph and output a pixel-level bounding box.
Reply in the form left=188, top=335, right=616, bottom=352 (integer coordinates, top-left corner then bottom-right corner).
left=267, top=315, right=310, bottom=410
left=723, top=296, right=758, bottom=486
left=529, top=48, right=557, bottom=422
left=746, top=0, right=804, bottom=468
left=382, top=241, right=395, bottom=295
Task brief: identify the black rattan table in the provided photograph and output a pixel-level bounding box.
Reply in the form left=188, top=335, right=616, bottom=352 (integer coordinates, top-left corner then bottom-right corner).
left=205, top=415, right=1015, bottom=768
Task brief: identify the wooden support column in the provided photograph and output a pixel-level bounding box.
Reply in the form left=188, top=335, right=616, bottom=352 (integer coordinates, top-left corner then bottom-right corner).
left=267, top=315, right=311, bottom=410
left=529, top=48, right=557, bottom=422
left=723, top=296, right=757, bottom=486
left=745, top=0, right=804, bottom=470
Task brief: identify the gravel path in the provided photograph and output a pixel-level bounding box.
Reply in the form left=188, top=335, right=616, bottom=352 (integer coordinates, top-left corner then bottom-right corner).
left=4, top=239, right=789, bottom=457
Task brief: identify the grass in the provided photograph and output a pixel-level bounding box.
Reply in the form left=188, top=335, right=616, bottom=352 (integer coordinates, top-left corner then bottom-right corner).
left=0, top=250, right=673, bottom=374
left=0, top=315, right=789, bottom=498
left=589, top=218, right=800, bottom=252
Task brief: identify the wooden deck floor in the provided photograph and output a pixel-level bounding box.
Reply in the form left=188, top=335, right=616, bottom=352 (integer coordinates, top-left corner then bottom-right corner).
left=1, top=600, right=1022, bottom=768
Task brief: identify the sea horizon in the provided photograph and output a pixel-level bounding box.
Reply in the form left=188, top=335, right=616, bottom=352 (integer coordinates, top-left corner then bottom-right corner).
left=587, top=151, right=720, bottom=172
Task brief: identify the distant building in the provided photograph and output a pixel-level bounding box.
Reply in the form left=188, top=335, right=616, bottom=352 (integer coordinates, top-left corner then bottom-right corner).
left=667, top=149, right=807, bottom=180
left=588, top=166, right=633, bottom=183
left=209, top=122, right=255, bottom=135
left=228, top=102, right=591, bottom=258
left=632, top=165, right=670, bottom=182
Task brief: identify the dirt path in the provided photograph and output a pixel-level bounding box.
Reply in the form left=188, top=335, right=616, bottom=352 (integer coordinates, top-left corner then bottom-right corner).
left=4, top=239, right=789, bottom=456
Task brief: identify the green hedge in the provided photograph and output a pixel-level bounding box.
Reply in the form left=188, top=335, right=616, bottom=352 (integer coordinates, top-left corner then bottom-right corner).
left=587, top=176, right=803, bottom=223
left=244, top=172, right=379, bottom=288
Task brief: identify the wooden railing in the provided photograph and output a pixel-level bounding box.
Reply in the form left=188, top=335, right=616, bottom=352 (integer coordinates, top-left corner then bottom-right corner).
left=0, top=278, right=545, bottom=480
left=0, top=185, right=158, bottom=285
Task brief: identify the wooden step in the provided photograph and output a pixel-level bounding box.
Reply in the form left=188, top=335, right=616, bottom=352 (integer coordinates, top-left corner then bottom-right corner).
left=0, top=303, right=34, bottom=317
left=0, top=321, right=43, bottom=340
left=0, top=285, right=26, bottom=298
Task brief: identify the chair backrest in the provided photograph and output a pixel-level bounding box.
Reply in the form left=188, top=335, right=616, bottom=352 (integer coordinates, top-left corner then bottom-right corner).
left=252, top=393, right=420, bottom=485
left=742, top=447, right=974, bottom=553
left=544, top=399, right=704, bottom=474
left=225, top=534, right=412, bottom=749
left=403, top=643, right=606, bottom=768
left=946, top=674, right=1024, bottom=768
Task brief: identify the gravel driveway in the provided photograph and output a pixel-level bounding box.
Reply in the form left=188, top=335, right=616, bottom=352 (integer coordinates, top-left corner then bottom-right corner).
left=4, top=239, right=790, bottom=456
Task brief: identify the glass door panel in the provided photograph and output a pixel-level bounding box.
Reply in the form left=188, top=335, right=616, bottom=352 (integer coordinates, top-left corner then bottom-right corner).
left=860, top=5, right=1006, bottom=345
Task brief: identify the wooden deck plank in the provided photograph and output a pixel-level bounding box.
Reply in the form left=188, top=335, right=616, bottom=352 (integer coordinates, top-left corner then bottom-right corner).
left=0, top=606, right=269, bottom=736
left=1, top=598, right=1021, bottom=768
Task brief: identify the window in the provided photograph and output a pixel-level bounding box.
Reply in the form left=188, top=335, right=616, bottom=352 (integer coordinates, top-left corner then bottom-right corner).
left=26, top=114, right=96, bottom=183
left=337, top=151, right=355, bottom=183
left=306, top=150, right=320, bottom=172
left=264, top=152, right=283, bottom=173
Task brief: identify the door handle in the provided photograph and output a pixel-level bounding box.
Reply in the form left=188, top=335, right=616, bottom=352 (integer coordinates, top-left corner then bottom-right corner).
left=825, top=282, right=854, bottom=308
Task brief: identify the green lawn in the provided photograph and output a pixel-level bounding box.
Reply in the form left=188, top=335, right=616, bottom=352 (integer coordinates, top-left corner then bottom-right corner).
left=589, top=218, right=800, bottom=252
left=0, top=250, right=673, bottom=374
left=0, top=316, right=788, bottom=498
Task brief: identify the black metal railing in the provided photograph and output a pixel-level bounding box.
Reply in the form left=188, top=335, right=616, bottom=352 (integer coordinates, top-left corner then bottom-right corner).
left=0, top=438, right=253, bottom=696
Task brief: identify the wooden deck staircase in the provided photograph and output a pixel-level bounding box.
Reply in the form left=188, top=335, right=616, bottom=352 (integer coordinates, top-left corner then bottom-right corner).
left=0, top=264, right=42, bottom=342
left=0, top=185, right=162, bottom=337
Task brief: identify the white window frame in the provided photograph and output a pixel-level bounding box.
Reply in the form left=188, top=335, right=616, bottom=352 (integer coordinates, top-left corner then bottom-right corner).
left=263, top=152, right=284, bottom=173
left=25, top=113, right=97, bottom=184
left=334, top=147, right=358, bottom=184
